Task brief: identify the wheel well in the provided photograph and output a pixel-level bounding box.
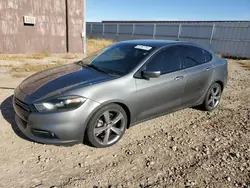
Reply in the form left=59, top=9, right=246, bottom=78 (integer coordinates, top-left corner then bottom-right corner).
left=114, top=102, right=131, bottom=129
left=215, top=81, right=224, bottom=91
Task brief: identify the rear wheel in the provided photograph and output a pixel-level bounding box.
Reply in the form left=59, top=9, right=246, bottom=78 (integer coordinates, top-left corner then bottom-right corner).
left=202, top=83, right=222, bottom=111
left=85, top=104, right=127, bottom=148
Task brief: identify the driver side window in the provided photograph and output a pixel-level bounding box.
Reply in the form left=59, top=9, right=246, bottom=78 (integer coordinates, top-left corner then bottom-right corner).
left=145, top=46, right=184, bottom=75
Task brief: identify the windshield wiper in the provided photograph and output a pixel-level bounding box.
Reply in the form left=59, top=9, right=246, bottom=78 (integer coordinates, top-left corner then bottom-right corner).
left=84, top=64, right=110, bottom=74
left=79, top=61, right=121, bottom=76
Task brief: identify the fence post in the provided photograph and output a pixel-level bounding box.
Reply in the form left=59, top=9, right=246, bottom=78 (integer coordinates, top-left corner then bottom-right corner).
left=177, top=24, right=182, bottom=41
left=90, top=23, right=93, bottom=36
left=116, top=23, right=119, bottom=41
left=102, top=23, right=105, bottom=38
left=210, top=24, right=216, bottom=45
left=153, top=23, right=156, bottom=39
left=132, top=24, right=135, bottom=39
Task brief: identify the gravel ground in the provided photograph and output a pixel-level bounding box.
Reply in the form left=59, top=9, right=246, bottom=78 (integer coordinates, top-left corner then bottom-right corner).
left=0, top=60, right=249, bottom=188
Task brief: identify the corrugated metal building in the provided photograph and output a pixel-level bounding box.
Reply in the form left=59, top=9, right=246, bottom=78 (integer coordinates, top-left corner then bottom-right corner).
left=0, top=0, right=86, bottom=54
left=87, top=20, right=250, bottom=58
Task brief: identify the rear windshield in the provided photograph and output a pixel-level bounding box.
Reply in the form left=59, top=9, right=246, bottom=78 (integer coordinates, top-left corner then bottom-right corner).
left=81, top=43, right=155, bottom=76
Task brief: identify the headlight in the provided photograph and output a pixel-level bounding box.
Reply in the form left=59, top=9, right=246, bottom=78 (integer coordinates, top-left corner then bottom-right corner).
left=34, top=96, right=86, bottom=112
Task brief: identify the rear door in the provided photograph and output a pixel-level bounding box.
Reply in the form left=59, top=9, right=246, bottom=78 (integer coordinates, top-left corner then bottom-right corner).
left=134, top=45, right=186, bottom=122
left=182, top=45, right=213, bottom=105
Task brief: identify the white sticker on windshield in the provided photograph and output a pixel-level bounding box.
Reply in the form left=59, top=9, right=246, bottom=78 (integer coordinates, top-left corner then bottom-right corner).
left=134, top=45, right=152, bottom=51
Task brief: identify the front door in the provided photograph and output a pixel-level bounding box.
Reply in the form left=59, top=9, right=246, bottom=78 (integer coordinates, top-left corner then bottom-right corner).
left=134, top=45, right=186, bottom=122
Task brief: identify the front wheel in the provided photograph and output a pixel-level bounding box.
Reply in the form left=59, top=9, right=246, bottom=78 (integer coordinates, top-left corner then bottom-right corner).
left=85, top=104, right=127, bottom=148
left=202, top=83, right=222, bottom=111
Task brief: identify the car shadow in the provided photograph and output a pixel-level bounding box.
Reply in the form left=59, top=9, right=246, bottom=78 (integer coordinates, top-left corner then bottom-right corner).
left=0, top=87, right=16, bottom=90
left=0, top=95, right=32, bottom=142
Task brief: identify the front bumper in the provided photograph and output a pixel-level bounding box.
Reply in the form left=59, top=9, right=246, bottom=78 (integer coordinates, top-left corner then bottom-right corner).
left=13, top=96, right=100, bottom=145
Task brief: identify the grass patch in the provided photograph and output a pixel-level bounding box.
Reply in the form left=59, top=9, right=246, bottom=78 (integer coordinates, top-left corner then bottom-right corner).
left=61, top=53, right=79, bottom=59
left=237, top=60, right=250, bottom=70
left=25, top=53, right=46, bottom=59
left=86, top=38, right=114, bottom=55
left=218, top=53, right=250, bottom=60
left=0, top=51, right=50, bottom=60
left=0, top=64, right=13, bottom=68
left=11, top=73, right=27, bottom=78
left=42, top=49, right=51, bottom=57
left=11, top=61, right=65, bottom=73
left=0, top=38, right=113, bottom=61
left=0, top=38, right=113, bottom=74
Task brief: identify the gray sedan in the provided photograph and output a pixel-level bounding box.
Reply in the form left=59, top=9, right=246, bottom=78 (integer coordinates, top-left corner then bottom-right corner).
left=13, top=40, right=228, bottom=147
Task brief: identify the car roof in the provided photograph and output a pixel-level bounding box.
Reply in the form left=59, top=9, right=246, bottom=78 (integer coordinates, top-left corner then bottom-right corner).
left=117, top=39, right=213, bottom=53
left=118, top=39, right=194, bottom=48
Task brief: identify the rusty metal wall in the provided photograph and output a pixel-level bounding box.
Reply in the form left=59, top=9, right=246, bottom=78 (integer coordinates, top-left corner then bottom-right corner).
left=87, top=22, right=250, bottom=58
left=0, top=0, right=84, bottom=54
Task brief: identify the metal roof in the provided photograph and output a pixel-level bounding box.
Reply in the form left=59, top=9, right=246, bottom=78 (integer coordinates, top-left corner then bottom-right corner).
left=120, top=39, right=179, bottom=47
left=102, top=20, right=250, bottom=24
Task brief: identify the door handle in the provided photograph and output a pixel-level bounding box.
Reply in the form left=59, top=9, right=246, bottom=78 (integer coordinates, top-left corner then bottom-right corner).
left=206, top=67, right=212, bottom=71
left=174, top=76, right=184, bottom=81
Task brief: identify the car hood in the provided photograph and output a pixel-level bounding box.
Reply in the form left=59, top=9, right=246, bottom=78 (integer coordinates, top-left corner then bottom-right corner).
left=18, top=63, right=114, bottom=100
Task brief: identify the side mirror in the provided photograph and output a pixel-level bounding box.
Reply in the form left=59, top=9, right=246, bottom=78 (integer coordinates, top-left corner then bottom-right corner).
left=141, top=70, right=161, bottom=79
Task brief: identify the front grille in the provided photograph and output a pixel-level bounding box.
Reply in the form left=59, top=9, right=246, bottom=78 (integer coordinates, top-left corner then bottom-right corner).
left=14, top=97, right=31, bottom=122
left=14, top=98, right=31, bottom=112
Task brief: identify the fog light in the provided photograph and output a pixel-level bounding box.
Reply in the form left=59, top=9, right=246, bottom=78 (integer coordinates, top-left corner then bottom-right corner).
left=31, top=129, right=58, bottom=139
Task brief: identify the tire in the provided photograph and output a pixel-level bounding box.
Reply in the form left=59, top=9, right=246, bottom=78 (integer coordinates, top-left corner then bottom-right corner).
left=202, top=83, right=222, bottom=111
left=85, top=103, right=127, bottom=148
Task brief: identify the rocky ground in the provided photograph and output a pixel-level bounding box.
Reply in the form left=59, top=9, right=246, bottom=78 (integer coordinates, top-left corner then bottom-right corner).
left=0, top=60, right=249, bottom=188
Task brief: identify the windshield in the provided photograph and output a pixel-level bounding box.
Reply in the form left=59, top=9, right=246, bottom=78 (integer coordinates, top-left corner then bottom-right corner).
left=80, top=43, right=155, bottom=76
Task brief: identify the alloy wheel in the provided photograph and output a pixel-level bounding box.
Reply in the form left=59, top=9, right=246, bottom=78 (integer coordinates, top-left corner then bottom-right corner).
left=94, top=110, right=125, bottom=145
left=207, top=84, right=221, bottom=108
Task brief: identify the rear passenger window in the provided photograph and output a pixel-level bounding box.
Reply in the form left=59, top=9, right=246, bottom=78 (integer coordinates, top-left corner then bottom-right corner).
left=203, top=49, right=212, bottom=62
left=184, top=46, right=212, bottom=68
